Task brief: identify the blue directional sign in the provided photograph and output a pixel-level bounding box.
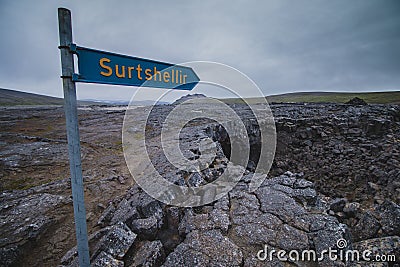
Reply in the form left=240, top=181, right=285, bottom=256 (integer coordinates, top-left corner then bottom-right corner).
left=71, top=45, right=199, bottom=90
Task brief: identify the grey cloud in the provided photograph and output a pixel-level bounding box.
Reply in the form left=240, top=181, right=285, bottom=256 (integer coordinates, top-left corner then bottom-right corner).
left=0, top=0, right=399, bottom=100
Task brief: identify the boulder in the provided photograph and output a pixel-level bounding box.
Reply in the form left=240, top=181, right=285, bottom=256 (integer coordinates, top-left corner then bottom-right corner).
left=92, top=222, right=136, bottom=260
left=162, top=230, right=243, bottom=267
left=128, top=240, right=165, bottom=267
left=345, top=97, right=368, bottom=105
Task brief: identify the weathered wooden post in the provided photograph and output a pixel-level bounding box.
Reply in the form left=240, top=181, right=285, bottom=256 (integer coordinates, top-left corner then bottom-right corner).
left=57, top=6, right=200, bottom=264
left=58, top=7, right=90, bottom=267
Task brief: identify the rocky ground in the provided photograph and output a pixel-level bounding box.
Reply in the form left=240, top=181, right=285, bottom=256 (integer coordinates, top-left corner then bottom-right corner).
left=0, top=99, right=399, bottom=266
left=0, top=105, right=133, bottom=266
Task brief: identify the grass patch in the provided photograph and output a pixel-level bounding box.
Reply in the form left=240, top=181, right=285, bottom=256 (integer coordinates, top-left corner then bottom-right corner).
left=221, top=91, right=400, bottom=104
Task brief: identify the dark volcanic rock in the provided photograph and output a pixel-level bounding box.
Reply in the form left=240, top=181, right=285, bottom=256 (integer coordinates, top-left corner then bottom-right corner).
left=3, top=101, right=400, bottom=266
left=92, top=222, right=137, bottom=260
left=375, top=200, right=400, bottom=236
left=330, top=198, right=348, bottom=212
left=82, top=172, right=351, bottom=266
left=63, top=99, right=400, bottom=267
left=162, top=230, right=243, bottom=267
left=92, top=251, right=124, bottom=267
left=0, top=189, right=71, bottom=266
left=97, top=202, right=116, bottom=227
left=352, top=236, right=400, bottom=266
left=351, top=211, right=380, bottom=241
left=128, top=240, right=165, bottom=267
left=343, top=202, right=361, bottom=218
left=130, top=216, right=160, bottom=239
left=345, top=97, right=368, bottom=105
left=109, top=199, right=140, bottom=226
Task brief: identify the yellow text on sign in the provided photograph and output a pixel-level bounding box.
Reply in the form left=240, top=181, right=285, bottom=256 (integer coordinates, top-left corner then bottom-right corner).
left=99, top=57, right=188, bottom=84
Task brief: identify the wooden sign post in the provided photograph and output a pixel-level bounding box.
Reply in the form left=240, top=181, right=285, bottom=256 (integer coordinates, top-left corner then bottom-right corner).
left=58, top=8, right=90, bottom=267
left=57, top=7, right=198, bottom=266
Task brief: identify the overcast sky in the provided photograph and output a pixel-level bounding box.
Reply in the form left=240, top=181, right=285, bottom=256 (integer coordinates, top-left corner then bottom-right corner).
left=0, top=0, right=399, bottom=101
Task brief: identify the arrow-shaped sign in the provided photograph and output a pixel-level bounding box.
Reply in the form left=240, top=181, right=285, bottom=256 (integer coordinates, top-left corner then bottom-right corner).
left=71, top=45, right=199, bottom=90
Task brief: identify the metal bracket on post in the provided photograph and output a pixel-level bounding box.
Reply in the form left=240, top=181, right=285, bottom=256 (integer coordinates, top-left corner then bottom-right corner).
left=69, top=43, right=77, bottom=53
left=58, top=7, right=90, bottom=267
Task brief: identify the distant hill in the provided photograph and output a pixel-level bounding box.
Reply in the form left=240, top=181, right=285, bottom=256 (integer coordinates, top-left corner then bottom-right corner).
left=267, top=91, right=400, bottom=104
left=172, top=93, right=207, bottom=105
left=222, top=91, right=400, bottom=105
left=0, top=88, right=97, bottom=106
left=0, top=88, right=169, bottom=107
left=81, top=99, right=169, bottom=106
left=2, top=88, right=399, bottom=107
